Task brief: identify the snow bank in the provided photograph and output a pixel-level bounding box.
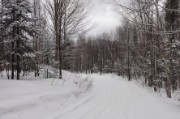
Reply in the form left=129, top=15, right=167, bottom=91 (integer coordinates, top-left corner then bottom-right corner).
left=129, top=76, right=180, bottom=102
left=0, top=70, right=92, bottom=119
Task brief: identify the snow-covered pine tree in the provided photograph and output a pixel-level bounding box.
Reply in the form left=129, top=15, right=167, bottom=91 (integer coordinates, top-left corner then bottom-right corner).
left=2, top=0, right=36, bottom=80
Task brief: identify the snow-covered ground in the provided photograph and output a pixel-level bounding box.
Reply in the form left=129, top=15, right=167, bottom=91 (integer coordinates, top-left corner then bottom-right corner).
left=0, top=71, right=92, bottom=119
left=0, top=72, right=180, bottom=119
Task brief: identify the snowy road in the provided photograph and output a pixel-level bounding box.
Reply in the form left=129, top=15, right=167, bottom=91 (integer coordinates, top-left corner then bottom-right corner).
left=0, top=73, right=180, bottom=119
left=49, top=74, right=180, bottom=119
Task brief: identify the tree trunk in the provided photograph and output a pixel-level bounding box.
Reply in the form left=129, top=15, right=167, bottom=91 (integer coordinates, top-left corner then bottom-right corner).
left=16, top=15, right=20, bottom=80
left=127, top=27, right=131, bottom=81
left=59, top=1, right=63, bottom=79
left=11, top=7, right=15, bottom=80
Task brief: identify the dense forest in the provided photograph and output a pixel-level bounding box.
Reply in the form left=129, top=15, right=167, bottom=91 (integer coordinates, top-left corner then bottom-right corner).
left=0, top=0, right=180, bottom=98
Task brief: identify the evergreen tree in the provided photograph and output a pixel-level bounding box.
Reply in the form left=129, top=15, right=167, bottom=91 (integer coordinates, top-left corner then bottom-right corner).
left=2, top=0, right=36, bottom=80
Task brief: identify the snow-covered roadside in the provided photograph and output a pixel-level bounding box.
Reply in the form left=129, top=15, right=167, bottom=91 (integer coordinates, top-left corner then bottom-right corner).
left=0, top=71, right=92, bottom=119
left=130, top=76, right=180, bottom=103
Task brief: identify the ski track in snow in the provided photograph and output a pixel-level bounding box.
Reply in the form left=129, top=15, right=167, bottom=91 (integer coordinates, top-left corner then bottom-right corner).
left=0, top=73, right=180, bottom=119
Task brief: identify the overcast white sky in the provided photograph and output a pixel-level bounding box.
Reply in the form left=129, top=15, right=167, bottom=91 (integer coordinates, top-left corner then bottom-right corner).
left=86, top=0, right=122, bottom=37
left=41, top=0, right=129, bottom=38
